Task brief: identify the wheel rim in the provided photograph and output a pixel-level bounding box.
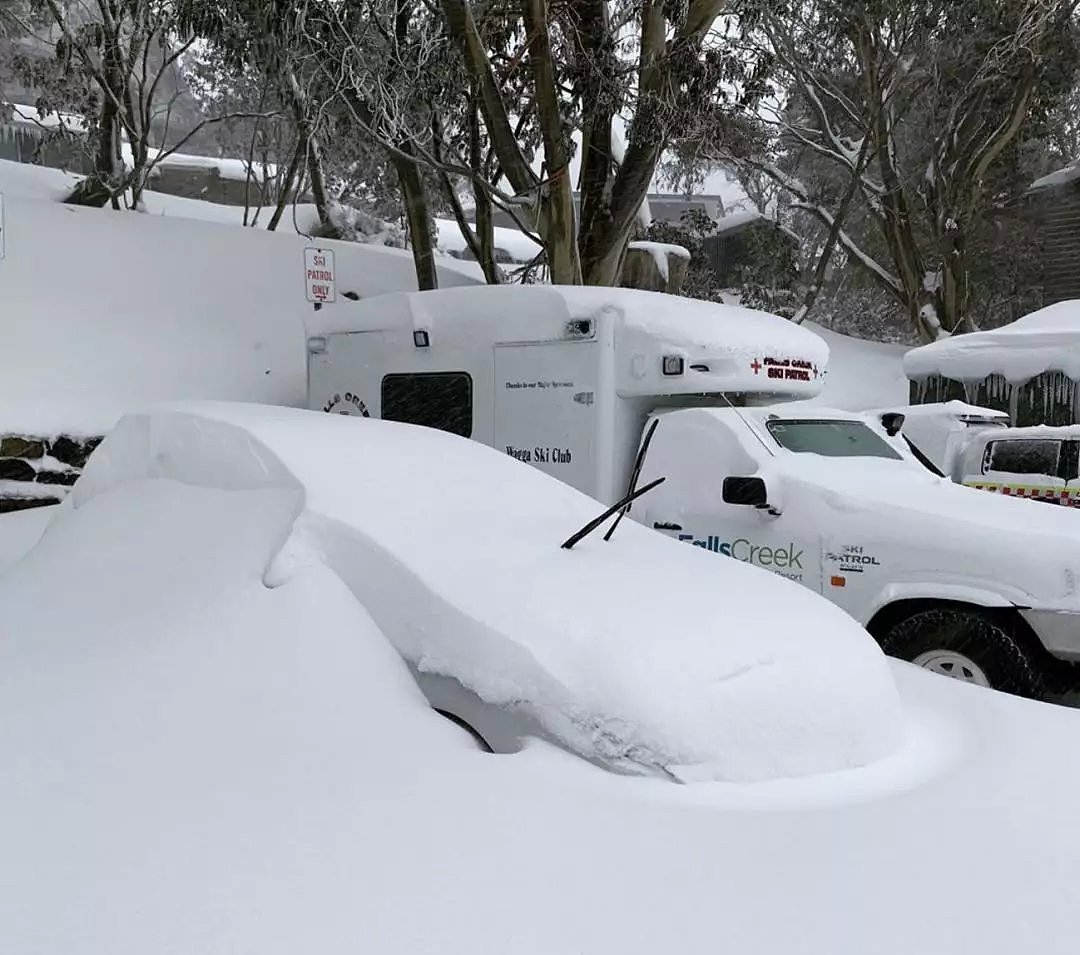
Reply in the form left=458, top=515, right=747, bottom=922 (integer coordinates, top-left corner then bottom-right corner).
left=912, top=650, right=991, bottom=687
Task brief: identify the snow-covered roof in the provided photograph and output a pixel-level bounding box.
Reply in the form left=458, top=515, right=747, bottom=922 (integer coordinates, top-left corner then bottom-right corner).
left=963, top=423, right=1080, bottom=441
left=148, top=148, right=278, bottom=182
left=883, top=400, right=1008, bottom=420
left=712, top=209, right=768, bottom=235
left=904, top=300, right=1080, bottom=383
left=3, top=102, right=87, bottom=134
left=707, top=209, right=799, bottom=244
left=1029, top=162, right=1080, bottom=192
left=311, top=285, right=830, bottom=399
left=435, top=216, right=541, bottom=263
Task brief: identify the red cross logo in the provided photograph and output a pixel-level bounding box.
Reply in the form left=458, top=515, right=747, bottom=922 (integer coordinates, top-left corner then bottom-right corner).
left=750, top=359, right=762, bottom=374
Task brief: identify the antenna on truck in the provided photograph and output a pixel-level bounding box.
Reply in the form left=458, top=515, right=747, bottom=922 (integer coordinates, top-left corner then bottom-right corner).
left=719, top=391, right=777, bottom=458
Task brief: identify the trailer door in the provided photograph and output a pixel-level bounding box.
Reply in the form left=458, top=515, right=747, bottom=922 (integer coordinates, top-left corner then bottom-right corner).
left=494, top=341, right=600, bottom=496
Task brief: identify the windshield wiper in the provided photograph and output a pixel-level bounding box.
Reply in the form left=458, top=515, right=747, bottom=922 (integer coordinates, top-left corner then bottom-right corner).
left=561, top=477, right=666, bottom=551
left=603, top=418, right=660, bottom=543
left=903, top=435, right=946, bottom=477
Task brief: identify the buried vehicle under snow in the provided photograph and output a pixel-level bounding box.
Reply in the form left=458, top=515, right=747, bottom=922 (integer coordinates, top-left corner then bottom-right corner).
left=73, top=403, right=903, bottom=783
left=307, top=286, right=1080, bottom=699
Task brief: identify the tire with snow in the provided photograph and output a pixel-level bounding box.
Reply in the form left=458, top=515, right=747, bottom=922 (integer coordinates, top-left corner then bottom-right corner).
left=880, top=608, right=1046, bottom=699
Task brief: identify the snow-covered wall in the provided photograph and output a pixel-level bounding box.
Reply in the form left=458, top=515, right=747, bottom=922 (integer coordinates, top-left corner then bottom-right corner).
left=0, top=161, right=482, bottom=439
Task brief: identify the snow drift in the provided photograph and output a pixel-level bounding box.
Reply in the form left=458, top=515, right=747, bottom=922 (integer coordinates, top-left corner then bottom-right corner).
left=72, top=403, right=904, bottom=782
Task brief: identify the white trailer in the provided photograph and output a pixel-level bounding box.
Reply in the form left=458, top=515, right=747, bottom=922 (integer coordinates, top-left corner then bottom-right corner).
left=306, top=285, right=827, bottom=506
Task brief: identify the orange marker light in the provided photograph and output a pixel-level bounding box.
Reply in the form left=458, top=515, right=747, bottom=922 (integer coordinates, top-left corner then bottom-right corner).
left=830, top=576, right=846, bottom=588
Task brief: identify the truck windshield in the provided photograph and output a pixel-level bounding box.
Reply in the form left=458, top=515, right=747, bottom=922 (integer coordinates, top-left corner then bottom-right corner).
left=766, top=419, right=903, bottom=459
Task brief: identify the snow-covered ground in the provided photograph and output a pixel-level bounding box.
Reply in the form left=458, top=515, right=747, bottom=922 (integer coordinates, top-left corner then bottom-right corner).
left=5, top=405, right=1080, bottom=954
left=806, top=321, right=910, bottom=409
left=0, top=504, right=53, bottom=574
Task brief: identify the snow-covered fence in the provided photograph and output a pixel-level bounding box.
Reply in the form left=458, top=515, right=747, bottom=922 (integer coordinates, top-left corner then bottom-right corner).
left=0, top=433, right=100, bottom=513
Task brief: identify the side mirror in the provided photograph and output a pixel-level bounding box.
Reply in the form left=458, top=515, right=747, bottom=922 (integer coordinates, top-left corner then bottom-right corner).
left=722, top=476, right=769, bottom=507
left=880, top=412, right=906, bottom=437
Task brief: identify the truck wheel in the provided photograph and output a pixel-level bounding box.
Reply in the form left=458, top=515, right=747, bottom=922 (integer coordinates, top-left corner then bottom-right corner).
left=880, top=608, right=1045, bottom=699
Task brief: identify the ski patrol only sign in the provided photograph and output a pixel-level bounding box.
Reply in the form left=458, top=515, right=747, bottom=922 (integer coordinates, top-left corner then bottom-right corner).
left=304, top=247, right=336, bottom=303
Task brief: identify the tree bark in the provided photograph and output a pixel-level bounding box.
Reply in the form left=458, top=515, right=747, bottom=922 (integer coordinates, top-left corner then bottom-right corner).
left=268, top=134, right=308, bottom=232
left=440, top=0, right=537, bottom=196
left=304, top=133, right=334, bottom=233
left=520, top=0, right=580, bottom=283
left=283, top=69, right=334, bottom=233
left=470, top=96, right=500, bottom=284
left=392, top=143, right=439, bottom=291
left=572, top=0, right=616, bottom=274
left=792, top=131, right=873, bottom=324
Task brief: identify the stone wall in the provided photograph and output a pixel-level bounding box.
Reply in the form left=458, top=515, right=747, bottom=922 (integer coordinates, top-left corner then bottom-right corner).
left=0, top=433, right=101, bottom=513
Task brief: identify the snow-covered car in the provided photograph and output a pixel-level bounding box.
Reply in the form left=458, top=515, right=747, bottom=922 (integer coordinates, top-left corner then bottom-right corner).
left=60, top=403, right=902, bottom=782
left=7, top=403, right=1080, bottom=955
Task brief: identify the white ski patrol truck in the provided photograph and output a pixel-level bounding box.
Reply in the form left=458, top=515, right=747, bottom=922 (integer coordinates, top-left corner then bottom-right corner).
left=308, top=285, right=1080, bottom=698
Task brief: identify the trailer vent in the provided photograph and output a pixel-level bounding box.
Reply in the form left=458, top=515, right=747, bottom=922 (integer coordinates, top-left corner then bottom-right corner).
left=413, top=330, right=430, bottom=348
left=565, top=319, right=593, bottom=338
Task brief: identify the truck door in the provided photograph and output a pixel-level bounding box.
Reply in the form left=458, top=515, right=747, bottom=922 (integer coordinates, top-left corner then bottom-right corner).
left=493, top=341, right=601, bottom=497
left=636, top=412, right=822, bottom=593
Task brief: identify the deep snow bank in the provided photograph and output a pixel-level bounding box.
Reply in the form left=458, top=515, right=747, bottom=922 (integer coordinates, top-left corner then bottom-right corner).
left=0, top=160, right=480, bottom=435
left=805, top=322, right=909, bottom=410
left=74, top=403, right=904, bottom=782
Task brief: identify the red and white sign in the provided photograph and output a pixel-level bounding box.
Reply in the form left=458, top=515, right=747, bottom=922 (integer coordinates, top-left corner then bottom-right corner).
left=304, top=247, right=336, bottom=303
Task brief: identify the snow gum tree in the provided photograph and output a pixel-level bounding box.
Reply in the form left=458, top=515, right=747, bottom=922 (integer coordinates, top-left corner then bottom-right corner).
left=736, top=0, right=1080, bottom=340
left=438, top=0, right=766, bottom=286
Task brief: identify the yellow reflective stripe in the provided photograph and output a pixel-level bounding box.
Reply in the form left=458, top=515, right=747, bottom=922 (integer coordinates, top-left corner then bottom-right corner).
left=963, top=481, right=1080, bottom=498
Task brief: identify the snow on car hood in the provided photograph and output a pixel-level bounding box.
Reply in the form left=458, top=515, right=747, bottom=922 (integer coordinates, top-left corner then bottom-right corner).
left=71, top=403, right=904, bottom=783
left=781, top=454, right=1080, bottom=608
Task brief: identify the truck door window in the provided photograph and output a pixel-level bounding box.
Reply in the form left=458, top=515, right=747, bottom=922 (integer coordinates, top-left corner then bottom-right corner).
left=765, top=419, right=902, bottom=459
left=983, top=439, right=1061, bottom=477
left=381, top=372, right=473, bottom=438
